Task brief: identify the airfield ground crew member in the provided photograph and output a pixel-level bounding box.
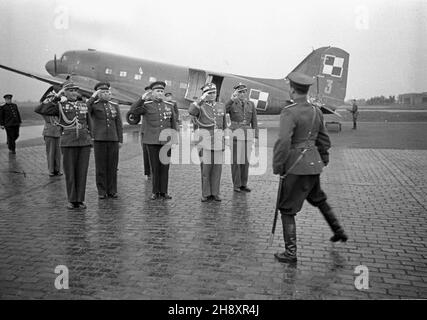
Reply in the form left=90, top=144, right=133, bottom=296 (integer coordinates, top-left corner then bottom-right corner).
left=189, top=83, right=227, bottom=202
left=272, top=72, right=348, bottom=263
left=87, top=82, right=123, bottom=199
left=35, top=82, right=92, bottom=210
left=0, top=94, right=22, bottom=154
left=39, top=86, right=62, bottom=177
left=351, top=99, right=359, bottom=129
left=128, top=81, right=178, bottom=200
left=225, top=83, right=258, bottom=193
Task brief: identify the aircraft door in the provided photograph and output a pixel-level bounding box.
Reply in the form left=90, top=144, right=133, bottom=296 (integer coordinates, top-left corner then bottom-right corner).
left=185, top=69, right=207, bottom=101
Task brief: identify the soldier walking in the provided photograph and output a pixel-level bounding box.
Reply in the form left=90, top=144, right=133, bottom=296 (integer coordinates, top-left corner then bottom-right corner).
left=225, top=83, right=258, bottom=193
left=0, top=94, right=22, bottom=154
left=272, top=72, right=348, bottom=263
left=35, top=82, right=92, bottom=210
left=189, top=83, right=227, bottom=202
left=128, top=81, right=178, bottom=200
left=87, top=82, right=123, bottom=199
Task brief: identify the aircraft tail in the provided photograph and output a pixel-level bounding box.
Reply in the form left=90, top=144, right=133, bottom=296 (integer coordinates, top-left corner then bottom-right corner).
left=288, top=46, right=349, bottom=109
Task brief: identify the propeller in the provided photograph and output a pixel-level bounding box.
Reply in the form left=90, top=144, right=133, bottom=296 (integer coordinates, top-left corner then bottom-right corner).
left=54, top=54, right=57, bottom=75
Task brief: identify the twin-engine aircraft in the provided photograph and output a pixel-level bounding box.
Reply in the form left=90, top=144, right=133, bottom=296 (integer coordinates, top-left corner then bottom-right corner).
left=0, top=46, right=348, bottom=116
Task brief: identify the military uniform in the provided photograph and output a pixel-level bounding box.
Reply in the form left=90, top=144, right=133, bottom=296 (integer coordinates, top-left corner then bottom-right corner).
left=129, top=81, right=178, bottom=199
left=87, top=82, right=123, bottom=198
left=0, top=94, right=22, bottom=154
left=225, top=83, right=258, bottom=192
left=42, top=115, right=62, bottom=175
left=189, top=83, right=227, bottom=201
left=129, top=90, right=151, bottom=178
left=272, top=72, right=347, bottom=263
left=35, top=82, right=92, bottom=209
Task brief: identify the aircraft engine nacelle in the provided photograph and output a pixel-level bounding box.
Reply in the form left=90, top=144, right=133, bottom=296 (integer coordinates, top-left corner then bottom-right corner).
left=126, top=111, right=141, bottom=125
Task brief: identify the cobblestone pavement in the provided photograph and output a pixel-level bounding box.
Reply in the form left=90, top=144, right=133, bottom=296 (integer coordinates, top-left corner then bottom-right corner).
left=0, top=131, right=426, bottom=299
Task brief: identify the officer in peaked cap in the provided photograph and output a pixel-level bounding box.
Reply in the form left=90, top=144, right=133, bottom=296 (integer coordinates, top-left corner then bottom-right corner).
left=1, top=93, right=22, bottom=154
left=189, top=82, right=227, bottom=202
left=272, top=71, right=348, bottom=263
left=35, top=81, right=92, bottom=210
left=87, top=81, right=123, bottom=199
left=225, top=82, right=258, bottom=193
left=128, top=80, right=178, bottom=200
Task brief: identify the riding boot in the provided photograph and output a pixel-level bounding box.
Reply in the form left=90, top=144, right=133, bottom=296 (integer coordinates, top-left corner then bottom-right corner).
left=318, top=201, right=348, bottom=242
left=274, top=214, right=297, bottom=263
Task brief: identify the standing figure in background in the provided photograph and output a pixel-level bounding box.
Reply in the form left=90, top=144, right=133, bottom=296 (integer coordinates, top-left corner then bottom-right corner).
left=40, top=86, right=62, bottom=177
left=0, top=94, right=22, bottom=154
left=351, top=99, right=358, bottom=130
left=87, top=82, right=123, bottom=199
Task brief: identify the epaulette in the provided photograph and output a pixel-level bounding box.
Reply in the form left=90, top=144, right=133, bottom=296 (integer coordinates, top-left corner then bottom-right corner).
left=109, top=101, right=119, bottom=106
left=164, top=101, right=174, bottom=106
left=143, top=100, right=153, bottom=105
left=284, top=103, right=297, bottom=109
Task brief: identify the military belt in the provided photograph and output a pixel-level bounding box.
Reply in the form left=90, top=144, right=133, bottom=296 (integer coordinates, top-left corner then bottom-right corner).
left=291, top=140, right=316, bottom=149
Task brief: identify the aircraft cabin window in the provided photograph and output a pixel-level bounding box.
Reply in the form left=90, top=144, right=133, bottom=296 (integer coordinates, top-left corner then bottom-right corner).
left=120, top=71, right=127, bottom=77
left=62, top=55, right=68, bottom=62
left=105, top=68, right=113, bottom=75
left=134, top=74, right=142, bottom=80
left=149, top=77, right=157, bottom=82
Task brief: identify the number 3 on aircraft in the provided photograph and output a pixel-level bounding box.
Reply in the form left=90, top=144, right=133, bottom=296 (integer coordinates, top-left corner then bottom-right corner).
left=324, top=79, right=333, bottom=94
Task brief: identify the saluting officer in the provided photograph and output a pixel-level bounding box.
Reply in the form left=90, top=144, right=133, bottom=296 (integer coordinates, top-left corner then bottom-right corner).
left=87, top=82, right=123, bottom=199
left=128, top=81, right=178, bottom=200
left=225, top=83, right=258, bottom=193
left=189, top=83, right=227, bottom=202
left=272, top=72, right=348, bottom=263
left=0, top=94, right=22, bottom=154
left=39, top=86, right=62, bottom=177
left=35, top=82, right=92, bottom=210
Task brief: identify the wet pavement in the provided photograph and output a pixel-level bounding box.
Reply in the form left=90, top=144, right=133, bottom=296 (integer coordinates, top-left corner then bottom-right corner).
left=0, top=127, right=427, bottom=299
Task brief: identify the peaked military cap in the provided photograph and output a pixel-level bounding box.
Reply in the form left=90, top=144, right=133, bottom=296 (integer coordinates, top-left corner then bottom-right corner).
left=233, top=83, right=247, bottom=92
left=3, top=94, right=13, bottom=99
left=94, top=82, right=110, bottom=90
left=287, top=72, right=315, bottom=92
left=201, top=83, right=217, bottom=93
left=62, top=82, right=79, bottom=90
left=144, top=85, right=151, bottom=91
left=148, top=81, right=166, bottom=90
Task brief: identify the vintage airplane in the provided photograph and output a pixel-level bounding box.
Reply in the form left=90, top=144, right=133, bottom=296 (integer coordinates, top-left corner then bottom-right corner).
left=0, top=46, right=349, bottom=119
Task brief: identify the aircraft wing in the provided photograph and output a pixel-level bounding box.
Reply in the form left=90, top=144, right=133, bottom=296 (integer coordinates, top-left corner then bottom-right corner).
left=0, top=63, right=134, bottom=105
left=320, top=104, right=342, bottom=117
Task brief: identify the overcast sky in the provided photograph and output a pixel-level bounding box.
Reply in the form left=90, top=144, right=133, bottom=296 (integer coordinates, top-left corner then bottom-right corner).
left=0, top=0, right=426, bottom=101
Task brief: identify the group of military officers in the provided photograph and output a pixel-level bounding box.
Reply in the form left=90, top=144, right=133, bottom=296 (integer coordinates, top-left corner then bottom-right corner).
left=3, top=71, right=347, bottom=263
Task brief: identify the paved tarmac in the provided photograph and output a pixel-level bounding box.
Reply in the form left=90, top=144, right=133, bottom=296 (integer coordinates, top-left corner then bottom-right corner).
left=0, top=123, right=426, bottom=299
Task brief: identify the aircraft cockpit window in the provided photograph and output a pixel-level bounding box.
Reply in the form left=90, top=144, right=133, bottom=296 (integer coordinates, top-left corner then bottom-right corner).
left=105, top=68, right=113, bottom=75
left=119, top=71, right=127, bottom=77
left=134, top=74, right=142, bottom=80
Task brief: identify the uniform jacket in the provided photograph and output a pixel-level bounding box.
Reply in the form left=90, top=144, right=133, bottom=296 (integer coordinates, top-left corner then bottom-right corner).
left=351, top=103, right=359, bottom=118
left=0, top=103, right=22, bottom=127
left=129, top=98, right=178, bottom=145
left=42, top=115, right=61, bottom=138
left=189, top=99, right=227, bottom=150
left=87, top=97, right=123, bottom=143
left=35, top=96, right=92, bottom=147
left=273, top=98, right=331, bottom=175
left=225, top=99, right=258, bottom=140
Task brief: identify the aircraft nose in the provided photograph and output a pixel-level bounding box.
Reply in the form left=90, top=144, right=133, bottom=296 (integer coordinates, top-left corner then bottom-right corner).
left=45, top=60, right=55, bottom=75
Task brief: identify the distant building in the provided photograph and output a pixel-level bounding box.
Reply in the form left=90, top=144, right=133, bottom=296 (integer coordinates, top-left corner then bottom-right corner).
left=398, top=92, right=427, bottom=105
